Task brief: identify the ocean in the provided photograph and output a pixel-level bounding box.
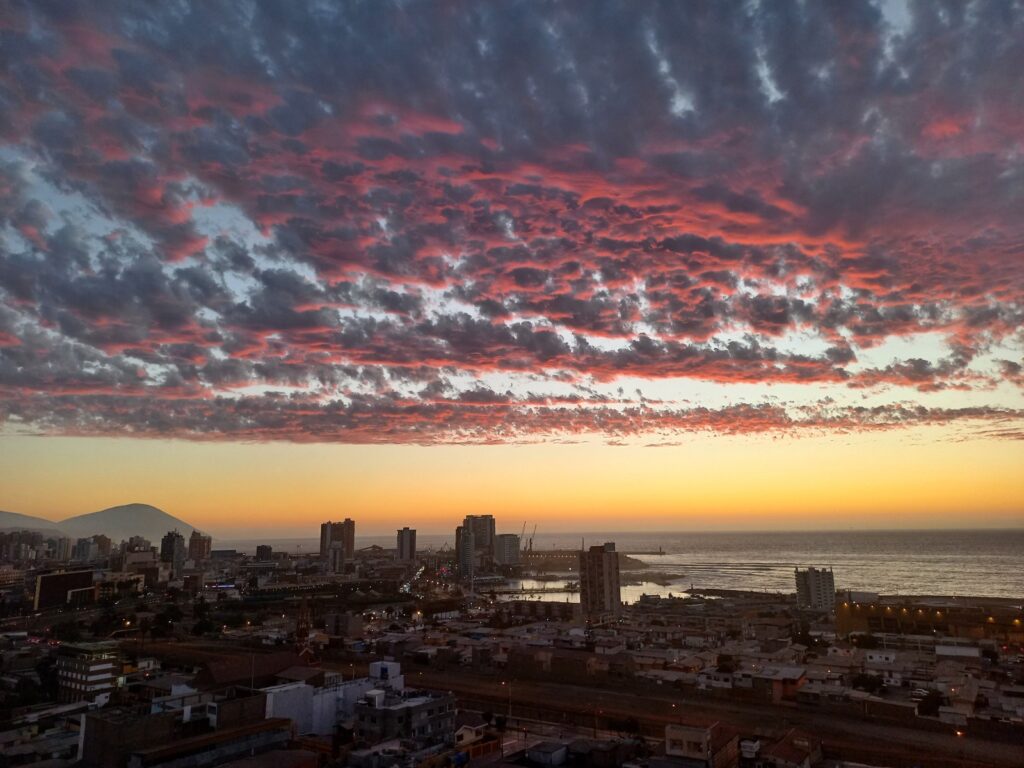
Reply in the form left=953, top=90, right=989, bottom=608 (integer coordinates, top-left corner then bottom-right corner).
left=215, top=528, right=1024, bottom=600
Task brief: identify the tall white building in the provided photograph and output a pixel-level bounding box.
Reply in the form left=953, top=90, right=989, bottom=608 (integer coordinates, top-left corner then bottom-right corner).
left=795, top=566, right=836, bottom=613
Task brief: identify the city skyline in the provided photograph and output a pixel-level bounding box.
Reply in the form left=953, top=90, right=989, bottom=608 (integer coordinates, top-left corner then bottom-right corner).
left=3, top=494, right=1023, bottom=541
left=3, top=426, right=1023, bottom=535
left=1, top=2, right=1023, bottom=533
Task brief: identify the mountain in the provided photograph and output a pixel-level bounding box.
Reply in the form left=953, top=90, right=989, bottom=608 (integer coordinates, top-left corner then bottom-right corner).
left=0, top=510, right=65, bottom=535
left=59, top=503, right=203, bottom=543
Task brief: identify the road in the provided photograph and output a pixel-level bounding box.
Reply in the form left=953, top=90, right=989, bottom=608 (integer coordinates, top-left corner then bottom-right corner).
left=343, top=665, right=1024, bottom=768
left=1, top=595, right=167, bottom=633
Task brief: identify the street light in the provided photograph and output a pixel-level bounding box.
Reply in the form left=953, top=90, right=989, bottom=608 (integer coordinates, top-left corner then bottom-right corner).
left=501, top=680, right=512, bottom=719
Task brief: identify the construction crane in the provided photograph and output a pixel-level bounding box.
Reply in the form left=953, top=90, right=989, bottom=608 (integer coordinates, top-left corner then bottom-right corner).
left=520, top=521, right=527, bottom=553
left=529, top=524, right=537, bottom=552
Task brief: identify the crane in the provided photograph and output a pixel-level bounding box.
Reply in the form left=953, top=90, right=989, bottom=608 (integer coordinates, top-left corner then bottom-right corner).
left=520, top=521, right=527, bottom=553
left=529, top=524, right=537, bottom=552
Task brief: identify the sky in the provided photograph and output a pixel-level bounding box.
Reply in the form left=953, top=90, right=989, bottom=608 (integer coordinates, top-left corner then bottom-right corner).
left=0, top=1, right=1022, bottom=536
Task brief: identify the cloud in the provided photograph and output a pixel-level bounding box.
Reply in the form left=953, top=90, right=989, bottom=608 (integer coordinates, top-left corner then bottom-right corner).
left=0, top=1, right=1021, bottom=443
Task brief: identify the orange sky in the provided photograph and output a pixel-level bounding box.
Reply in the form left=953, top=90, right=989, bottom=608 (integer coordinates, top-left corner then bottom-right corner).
left=4, top=4, right=1024, bottom=545
left=2, top=426, right=1021, bottom=537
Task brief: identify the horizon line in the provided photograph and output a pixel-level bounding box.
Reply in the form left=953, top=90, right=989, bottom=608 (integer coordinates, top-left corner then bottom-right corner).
left=207, top=525, right=1024, bottom=541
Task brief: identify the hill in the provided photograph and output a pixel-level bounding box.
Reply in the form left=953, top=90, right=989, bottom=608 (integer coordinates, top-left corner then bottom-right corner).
left=59, top=503, right=203, bottom=543
left=0, top=510, right=66, bottom=535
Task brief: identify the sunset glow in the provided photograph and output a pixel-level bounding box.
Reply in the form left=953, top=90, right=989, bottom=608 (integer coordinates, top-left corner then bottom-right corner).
left=0, top=2, right=1022, bottom=534
left=2, top=429, right=1022, bottom=536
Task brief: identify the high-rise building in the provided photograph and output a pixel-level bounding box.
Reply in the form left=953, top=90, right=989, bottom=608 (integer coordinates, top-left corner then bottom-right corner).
left=397, top=527, right=416, bottom=561
left=455, top=525, right=475, bottom=580
left=464, top=515, right=495, bottom=556
left=160, top=530, right=186, bottom=577
left=54, top=537, right=72, bottom=562
left=320, top=518, right=356, bottom=559
left=494, top=534, right=520, bottom=566
left=92, top=534, right=113, bottom=556
left=328, top=542, right=346, bottom=574
left=72, top=538, right=100, bottom=562
left=455, top=514, right=495, bottom=578
left=579, top=542, right=621, bottom=619
left=340, top=518, right=356, bottom=558
left=320, top=521, right=339, bottom=557
left=795, top=567, right=836, bottom=613
left=256, top=544, right=273, bottom=561
left=188, top=530, right=212, bottom=561
left=126, top=535, right=151, bottom=552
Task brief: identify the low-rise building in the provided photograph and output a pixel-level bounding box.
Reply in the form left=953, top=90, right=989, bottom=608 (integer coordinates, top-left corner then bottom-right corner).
left=33, top=568, right=94, bottom=610
left=758, top=729, right=822, bottom=768
left=662, top=721, right=739, bottom=768
left=57, top=641, right=121, bottom=703
left=354, top=688, right=455, bottom=747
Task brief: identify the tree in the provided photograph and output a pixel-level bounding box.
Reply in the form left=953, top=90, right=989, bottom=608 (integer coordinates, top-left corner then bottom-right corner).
left=14, top=675, right=42, bottom=706
left=917, top=690, right=944, bottom=717
left=851, top=673, right=885, bottom=694
left=52, top=620, right=81, bottom=642
left=851, top=633, right=879, bottom=649
left=35, top=656, right=58, bottom=699
left=192, top=618, right=216, bottom=636
left=152, top=605, right=182, bottom=635
left=91, top=607, right=120, bottom=636
left=162, top=603, right=184, bottom=622
left=623, top=716, right=642, bottom=737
